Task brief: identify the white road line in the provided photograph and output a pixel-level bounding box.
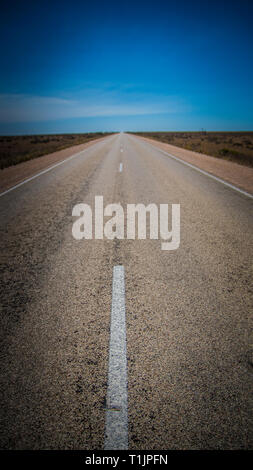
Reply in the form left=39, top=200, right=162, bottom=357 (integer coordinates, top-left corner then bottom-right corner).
left=104, top=266, right=128, bottom=450
left=129, top=135, right=253, bottom=200
left=120, top=148, right=123, bottom=153
left=147, top=142, right=253, bottom=199
left=0, top=136, right=114, bottom=198
left=119, top=163, right=123, bottom=172
left=0, top=150, right=88, bottom=198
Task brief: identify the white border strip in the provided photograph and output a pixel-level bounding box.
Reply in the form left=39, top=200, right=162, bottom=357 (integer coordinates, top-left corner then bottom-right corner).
left=0, top=151, right=86, bottom=198
left=104, top=265, right=128, bottom=450
left=0, top=136, right=113, bottom=198
left=138, top=138, right=253, bottom=200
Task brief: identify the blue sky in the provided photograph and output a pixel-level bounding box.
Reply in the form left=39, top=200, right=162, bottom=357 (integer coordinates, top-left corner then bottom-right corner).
left=0, top=0, right=252, bottom=134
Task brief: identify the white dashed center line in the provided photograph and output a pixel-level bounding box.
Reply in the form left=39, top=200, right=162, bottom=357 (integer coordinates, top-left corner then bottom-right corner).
left=119, top=163, right=123, bottom=172
left=104, top=266, right=128, bottom=450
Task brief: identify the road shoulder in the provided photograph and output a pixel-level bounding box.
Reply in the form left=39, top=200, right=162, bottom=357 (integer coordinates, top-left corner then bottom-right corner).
left=135, top=135, right=253, bottom=195
left=0, top=136, right=110, bottom=193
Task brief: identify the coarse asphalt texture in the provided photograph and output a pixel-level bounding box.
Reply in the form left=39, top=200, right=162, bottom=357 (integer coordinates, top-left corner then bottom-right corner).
left=0, top=133, right=252, bottom=449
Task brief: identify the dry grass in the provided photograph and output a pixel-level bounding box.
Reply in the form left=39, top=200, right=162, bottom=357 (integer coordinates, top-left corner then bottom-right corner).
left=130, top=132, right=253, bottom=168
left=0, top=133, right=113, bottom=169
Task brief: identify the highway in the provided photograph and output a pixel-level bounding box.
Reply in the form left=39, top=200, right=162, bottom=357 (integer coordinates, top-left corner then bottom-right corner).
left=0, top=133, right=252, bottom=449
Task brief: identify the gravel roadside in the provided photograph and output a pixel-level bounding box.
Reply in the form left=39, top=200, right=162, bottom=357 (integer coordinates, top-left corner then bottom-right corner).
left=0, top=135, right=111, bottom=194
left=136, top=135, right=253, bottom=195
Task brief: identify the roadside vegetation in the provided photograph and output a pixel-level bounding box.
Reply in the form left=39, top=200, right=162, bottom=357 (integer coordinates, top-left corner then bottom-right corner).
left=130, top=132, right=253, bottom=168
left=0, top=132, right=113, bottom=169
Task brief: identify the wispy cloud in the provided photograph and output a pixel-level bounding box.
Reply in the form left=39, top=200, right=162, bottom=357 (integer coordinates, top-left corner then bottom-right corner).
left=0, top=89, right=191, bottom=123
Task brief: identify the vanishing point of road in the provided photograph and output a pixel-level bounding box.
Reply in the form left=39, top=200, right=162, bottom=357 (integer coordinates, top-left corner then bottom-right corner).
left=0, top=133, right=252, bottom=449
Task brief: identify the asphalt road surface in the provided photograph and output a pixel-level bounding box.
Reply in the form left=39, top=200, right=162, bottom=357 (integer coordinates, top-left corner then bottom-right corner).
left=0, top=133, right=252, bottom=450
